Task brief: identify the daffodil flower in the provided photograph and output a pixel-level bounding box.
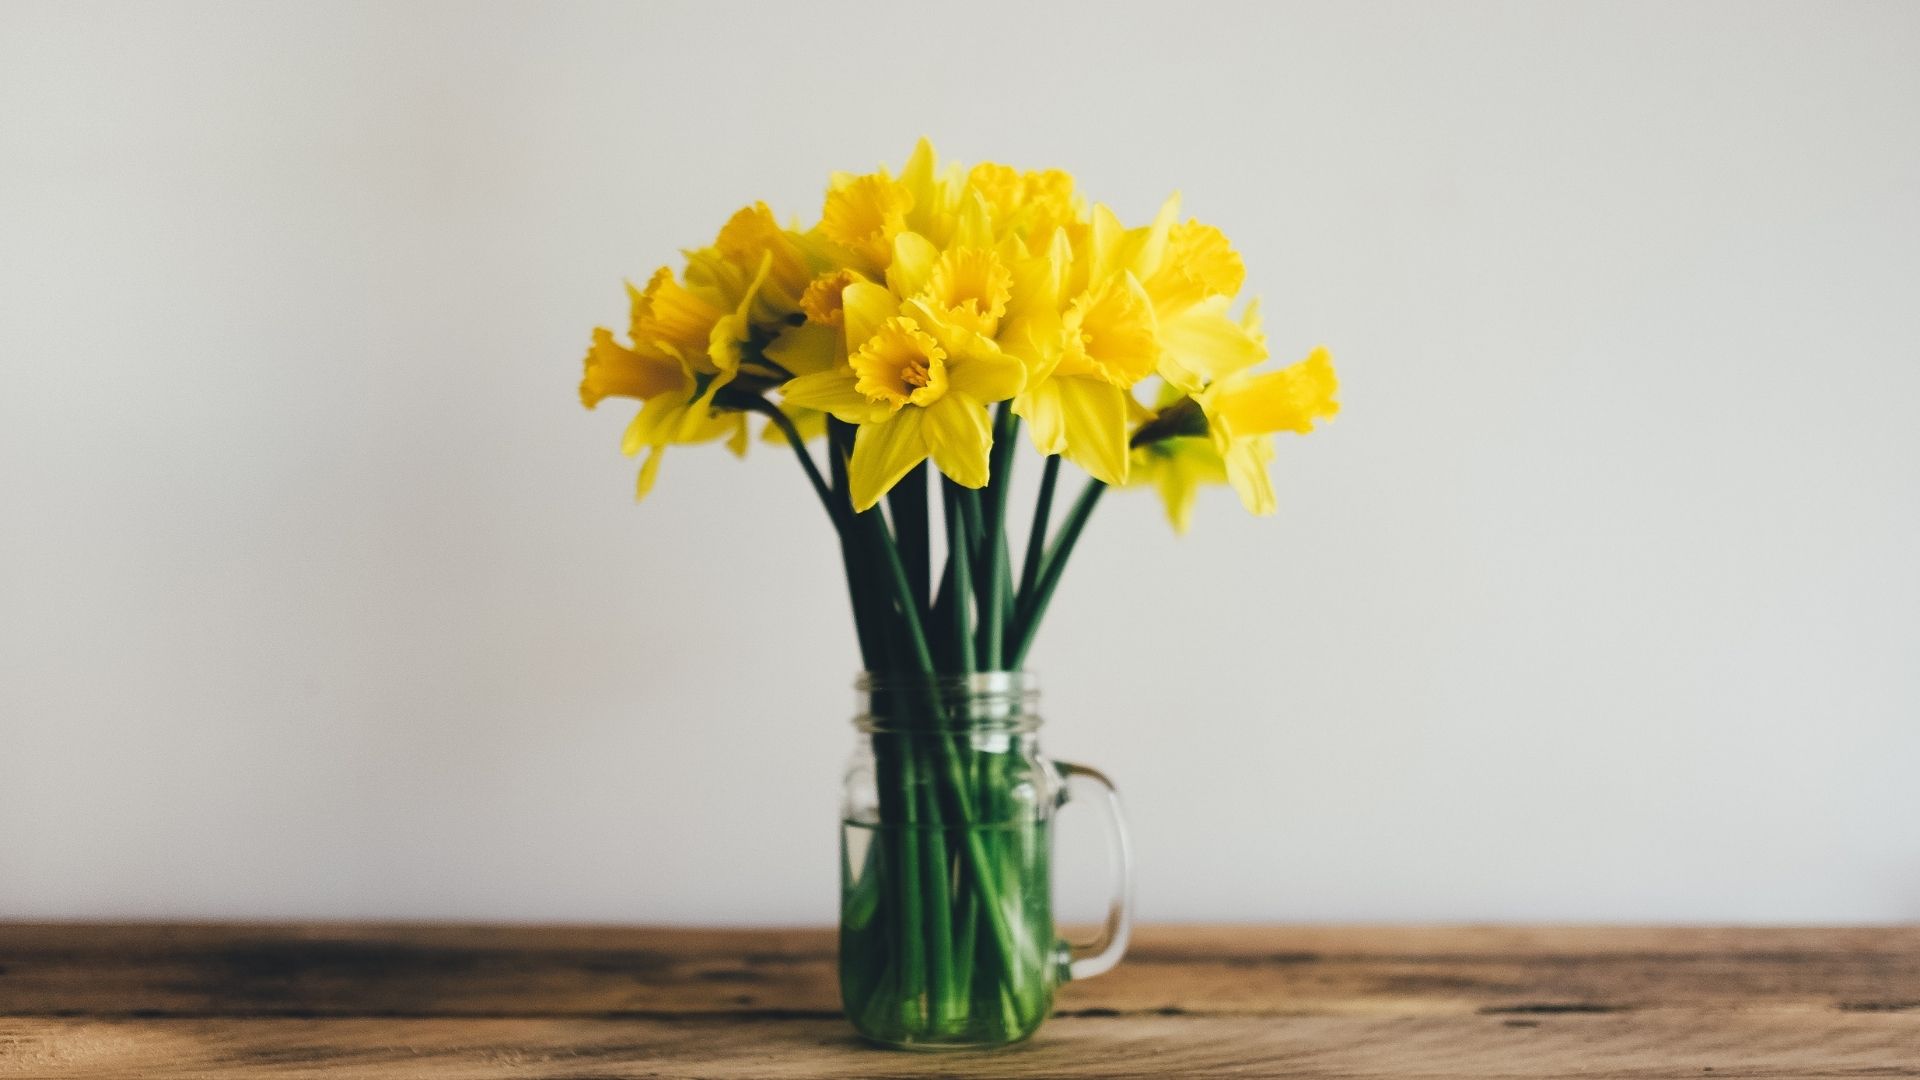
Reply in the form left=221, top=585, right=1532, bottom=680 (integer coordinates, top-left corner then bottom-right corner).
left=1127, top=327, right=1338, bottom=527
left=579, top=204, right=796, bottom=500
left=1129, top=435, right=1228, bottom=534
left=1128, top=193, right=1268, bottom=392
left=1011, top=207, right=1161, bottom=485
left=966, top=161, right=1083, bottom=244
left=780, top=281, right=1023, bottom=510
left=693, top=201, right=818, bottom=321
left=580, top=277, right=750, bottom=500
left=819, top=170, right=914, bottom=276
left=1199, top=344, right=1339, bottom=515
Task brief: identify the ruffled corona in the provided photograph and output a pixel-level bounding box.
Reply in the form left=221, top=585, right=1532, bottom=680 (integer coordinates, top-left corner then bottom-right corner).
left=821, top=172, right=914, bottom=272
left=800, top=269, right=865, bottom=327
left=851, top=317, right=949, bottom=412
left=713, top=202, right=815, bottom=314
left=923, top=247, right=1013, bottom=336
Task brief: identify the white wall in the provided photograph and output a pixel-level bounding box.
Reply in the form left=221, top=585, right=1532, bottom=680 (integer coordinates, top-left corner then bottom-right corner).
left=3, top=1, right=1917, bottom=925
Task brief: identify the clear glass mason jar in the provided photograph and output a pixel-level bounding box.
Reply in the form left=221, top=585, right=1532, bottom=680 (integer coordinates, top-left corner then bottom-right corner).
left=839, top=671, right=1132, bottom=1049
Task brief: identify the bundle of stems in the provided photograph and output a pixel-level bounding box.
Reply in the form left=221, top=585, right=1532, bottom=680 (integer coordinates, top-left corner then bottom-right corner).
left=750, top=396, right=1107, bottom=1039
left=739, top=398, right=1107, bottom=677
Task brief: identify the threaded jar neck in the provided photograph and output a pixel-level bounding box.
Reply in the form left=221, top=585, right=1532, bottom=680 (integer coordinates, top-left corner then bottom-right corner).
left=854, top=671, right=1039, bottom=733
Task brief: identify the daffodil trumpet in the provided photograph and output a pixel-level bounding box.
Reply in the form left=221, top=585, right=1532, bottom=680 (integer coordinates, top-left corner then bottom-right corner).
left=577, top=141, right=1338, bottom=1047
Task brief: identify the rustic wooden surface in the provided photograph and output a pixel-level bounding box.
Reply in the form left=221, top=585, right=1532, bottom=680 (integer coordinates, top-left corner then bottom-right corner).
left=1, top=924, right=1916, bottom=1078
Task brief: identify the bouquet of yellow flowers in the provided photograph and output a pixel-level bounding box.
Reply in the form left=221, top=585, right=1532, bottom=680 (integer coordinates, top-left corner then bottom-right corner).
left=579, top=140, right=1336, bottom=1049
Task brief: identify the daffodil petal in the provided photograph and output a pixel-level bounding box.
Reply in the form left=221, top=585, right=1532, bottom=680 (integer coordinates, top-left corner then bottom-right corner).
left=923, top=394, right=993, bottom=489
left=1158, top=297, right=1267, bottom=386
left=704, top=251, right=773, bottom=374
left=1015, top=380, right=1067, bottom=455
left=901, top=138, right=936, bottom=196
left=708, top=313, right=748, bottom=375
left=849, top=409, right=930, bottom=512
left=1056, top=376, right=1130, bottom=485
left=1087, top=203, right=1127, bottom=286
left=947, top=350, right=1024, bottom=404
left=621, top=392, right=687, bottom=455
left=782, top=370, right=883, bottom=424
left=634, top=446, right=664, bottom=502
left=764, top=322, right=839, bottom=377
left=1223, top=436, right=1277, bottom=516
left=900, top=138, right=959, bottom=244
left=1129, top=439, right=1201, bottom=534
left=1131, top=191, right=1182, bottom=279
left=841, top=281, right=899, bottom=350
left=1000, top=309, right=1063, bottom=382
left=1215, top=346, right=1341, bottom=436
left=1155, top=438, right=1228, bottom=534
left=887, top=231, right=937, bottom=299
left=581, top=328, right=683, bottom=408
left=954, top=189, right=994, bottom=250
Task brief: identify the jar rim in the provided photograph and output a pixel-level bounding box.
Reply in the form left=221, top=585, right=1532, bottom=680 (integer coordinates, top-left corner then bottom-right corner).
left=854, top=670, right=1039, bottom=732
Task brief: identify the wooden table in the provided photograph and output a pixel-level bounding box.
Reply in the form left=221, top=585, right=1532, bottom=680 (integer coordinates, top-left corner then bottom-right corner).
left=1, top=925, right=1915, bottom=1078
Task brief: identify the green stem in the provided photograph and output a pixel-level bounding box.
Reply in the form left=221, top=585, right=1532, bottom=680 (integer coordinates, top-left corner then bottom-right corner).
left=995, top=529, right=1015, bottom=667
left=956, top=484, right=985, bottom=555
left=928, top=558, right=955, bottom=667
left=953, top=488, right=987, bottom=655
left=731, top=395, right=841, bottom=531
left=978, top=405, right=1017, bottom=668
left=857, top=504, right=936, bottom=676
left=1016, top=454, right=1061, bottom=612
left=889, top=462, right=930, bottom=612
left=828, top=423, right=926, bottom=1021
left=942, top=481, right=977, bottom=675
left=893, top=739, right=927, bottom=1024
left=1009, top=478, right=1107, bottom=669
left=951, top=879, right=978, bottom=1014
left=827, top=424, right=881, bottom=670
left=915, top=746, right=955, bottom=1024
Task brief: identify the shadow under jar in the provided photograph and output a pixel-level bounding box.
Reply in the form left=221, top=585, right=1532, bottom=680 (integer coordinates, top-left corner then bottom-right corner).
left=839, top=671, right=1132, bottom=1050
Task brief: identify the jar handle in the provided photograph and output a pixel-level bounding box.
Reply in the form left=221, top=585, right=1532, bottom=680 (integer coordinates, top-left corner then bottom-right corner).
left=1053, top=760, right=1134, bottom=981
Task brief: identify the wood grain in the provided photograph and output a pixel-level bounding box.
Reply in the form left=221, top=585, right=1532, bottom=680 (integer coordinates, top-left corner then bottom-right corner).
left=2, top=924, right=1916, bottom=1077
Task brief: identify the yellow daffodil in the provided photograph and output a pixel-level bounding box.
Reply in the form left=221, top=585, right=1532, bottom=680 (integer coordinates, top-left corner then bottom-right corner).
left=1123, top=300, right=1339, bottom=528
left=1012, top=207, right=1161, bottom=485
left=699, top=201, right=817, bottom=320
left=966, top=161, right=1083, bottom=244
left=1128, top=194, right=1267, bottom=392
left=920, top=246, right=1014, bottom=337
left=1129, top=436, right=1227, bottom=534
left=897, top=138, right=963, bottom=248
left=751, top=268, right=867, bottom=386
left=580, top=275, right=751, bottom=500
left=820, top=170, right=914, bottom=276
left=781, top=280, right=1023, bottom=509
left=578, top=203, right=801, bottom=500
left=1199, top=343, right=1339, bottom=515
left=637, top=211, right=776, bottom=396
